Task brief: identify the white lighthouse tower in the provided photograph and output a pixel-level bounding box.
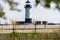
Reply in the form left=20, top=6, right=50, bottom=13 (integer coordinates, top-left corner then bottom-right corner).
left=24, top=0, right=32, bottom=23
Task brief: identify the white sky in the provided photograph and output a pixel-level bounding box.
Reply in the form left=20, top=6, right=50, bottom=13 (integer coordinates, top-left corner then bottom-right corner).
left=0, top=0, right=60, bottom=24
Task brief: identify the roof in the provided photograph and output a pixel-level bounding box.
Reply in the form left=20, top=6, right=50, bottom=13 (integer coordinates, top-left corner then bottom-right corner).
left=26, top=0, right=30, bottom=3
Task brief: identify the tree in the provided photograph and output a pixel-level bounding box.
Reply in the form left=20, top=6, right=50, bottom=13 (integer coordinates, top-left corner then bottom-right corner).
left=0, top=0, right=21, bottom=24
left=0, top=5, right=5, bottom=18
left=0, top=4, right=7, bottom=24
left=35, top=0, right=60, bottom=11
left=3, top=0, right=21, bottom=12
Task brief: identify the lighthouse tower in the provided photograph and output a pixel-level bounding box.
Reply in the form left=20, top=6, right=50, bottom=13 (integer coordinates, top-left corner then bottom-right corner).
left=24, top=0, right=32, bottom=23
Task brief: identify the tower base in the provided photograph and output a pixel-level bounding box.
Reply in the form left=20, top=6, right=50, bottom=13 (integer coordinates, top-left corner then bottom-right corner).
left=25, top=18, right=32, bottom=23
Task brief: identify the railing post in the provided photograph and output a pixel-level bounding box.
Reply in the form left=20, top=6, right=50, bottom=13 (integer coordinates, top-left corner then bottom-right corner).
left=32, top=19, right=36, bottom=32
left=12, top=20, right=17, bottom=40
left=35, top=23, right=36, bottom=32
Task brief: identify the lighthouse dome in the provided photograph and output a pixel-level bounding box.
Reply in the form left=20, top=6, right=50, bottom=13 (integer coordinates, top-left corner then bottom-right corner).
left=26, top=0, right=30, bottom=3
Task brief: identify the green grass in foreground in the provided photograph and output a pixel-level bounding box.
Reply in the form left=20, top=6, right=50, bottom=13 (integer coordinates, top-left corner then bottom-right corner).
left=0, top=32, right=60, bottom=40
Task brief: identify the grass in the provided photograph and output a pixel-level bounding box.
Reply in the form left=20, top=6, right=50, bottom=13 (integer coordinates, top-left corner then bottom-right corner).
left=15, top=32, right=60, bottom=40
left=0, top=32, right=60, bottom=40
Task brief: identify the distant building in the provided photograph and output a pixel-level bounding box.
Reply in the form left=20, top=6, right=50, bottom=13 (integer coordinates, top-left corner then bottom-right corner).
left=16, top=21, right=25, bottom=25
left=47, top=23, right=56, bottom=25
left=32, top=21, right=48, bottom=25
left=42, top=21, right=47, bottom=25
left=35, top=21, right=41, bottom=25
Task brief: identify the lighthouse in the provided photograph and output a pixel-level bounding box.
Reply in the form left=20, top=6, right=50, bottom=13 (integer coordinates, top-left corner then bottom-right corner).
left=24, top=0, right=32, bottom=23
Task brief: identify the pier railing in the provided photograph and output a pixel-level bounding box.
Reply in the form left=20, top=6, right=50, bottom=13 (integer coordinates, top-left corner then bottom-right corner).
left=0, top=24, right=60, bottom=33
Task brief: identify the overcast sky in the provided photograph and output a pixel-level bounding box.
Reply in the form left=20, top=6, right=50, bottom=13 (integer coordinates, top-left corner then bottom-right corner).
left=0, top=0, right=60, bottom=24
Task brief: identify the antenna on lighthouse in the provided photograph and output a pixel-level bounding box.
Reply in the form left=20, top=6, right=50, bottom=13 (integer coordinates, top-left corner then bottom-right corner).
left=27, top=0, right=29, bottom=1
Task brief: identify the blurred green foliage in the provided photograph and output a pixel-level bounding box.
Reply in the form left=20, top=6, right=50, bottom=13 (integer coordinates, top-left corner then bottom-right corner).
left=35, top=0, right=60, bottom=11
left=3, top=0, right=60, bottom=11
left=0, top=4, right=7, bottom=20
left=0, top=5, right=5, bottom=18
left=0, top=32, right=60, bottom=40
left=3, top=0, right=21, bottom=12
